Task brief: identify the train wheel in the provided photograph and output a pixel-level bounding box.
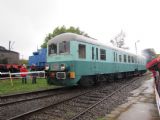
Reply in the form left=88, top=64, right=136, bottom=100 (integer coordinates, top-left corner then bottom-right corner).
left=79, top=76, right=95, bottom=87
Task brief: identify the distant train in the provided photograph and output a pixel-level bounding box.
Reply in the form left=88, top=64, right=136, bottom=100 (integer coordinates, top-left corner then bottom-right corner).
left=46, top=33, right=147, bottom=87
left=0, top=64, right=20, bottom=77
left=28, top=48, right=47, bottom=71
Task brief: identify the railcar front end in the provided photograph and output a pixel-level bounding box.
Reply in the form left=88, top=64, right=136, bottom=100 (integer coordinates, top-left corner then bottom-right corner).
left=46, top=35, right=82, bottom=86
left=47, top=61, right=81, bottom=86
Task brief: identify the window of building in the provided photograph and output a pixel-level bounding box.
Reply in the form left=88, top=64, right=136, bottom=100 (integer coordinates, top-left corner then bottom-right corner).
left=79, top=44, right=86, bottom=59
left=119, top=55, right=122, bottom=62
left=124, top=55, right=127, bottom=62
left=48, top=43, right=57, bottom=55
left=100, top=49, right=106, bottom=60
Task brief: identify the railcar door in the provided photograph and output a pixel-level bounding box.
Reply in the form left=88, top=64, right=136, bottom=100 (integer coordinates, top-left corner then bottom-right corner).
left=91, top=46, right=98, bottom=74
left=113, top=51, right=118, bottom=73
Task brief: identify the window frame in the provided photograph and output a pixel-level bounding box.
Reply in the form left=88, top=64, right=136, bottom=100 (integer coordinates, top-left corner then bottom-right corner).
left=119, top=55, right=122, bottom=62
left=59, top=41, right=70, bottom=54
left=124, top=55, right=127, bottom=62
left=92, top=47, right=94, bottom=60
left=78, top=44, right=86, bottom=59
left=96, top=48, right=98, bottom=60
left=100, top=48, right=106, bottom=60
left=128, top=55, right=131, bottom=63
left=48, top=43, right=57, bottom=55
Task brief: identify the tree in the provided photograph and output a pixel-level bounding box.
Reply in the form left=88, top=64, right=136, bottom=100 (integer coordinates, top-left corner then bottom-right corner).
left=20, top=59, right=28, bottom=65
left=41, top=25, right=89, bottom=48
left=110, top=30, right=129, bottom=49
left=142, top=48, right=157, bottom=62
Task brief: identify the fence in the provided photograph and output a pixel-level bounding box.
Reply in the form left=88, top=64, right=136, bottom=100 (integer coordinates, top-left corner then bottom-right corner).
left=0, top=71, right=46, bottom=86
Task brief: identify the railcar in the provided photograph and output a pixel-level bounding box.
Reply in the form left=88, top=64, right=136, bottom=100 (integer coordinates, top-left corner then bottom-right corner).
left=0, top=64, right=20, bottom=77
left=46, top=33, right=147, bottom=86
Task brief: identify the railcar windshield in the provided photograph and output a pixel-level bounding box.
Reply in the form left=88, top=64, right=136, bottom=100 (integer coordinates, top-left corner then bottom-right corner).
left=48, top=41, right=70, bottom=55
left=59, top=41, right=70, bottom=54
left=48, top=43, right=57, bottom=55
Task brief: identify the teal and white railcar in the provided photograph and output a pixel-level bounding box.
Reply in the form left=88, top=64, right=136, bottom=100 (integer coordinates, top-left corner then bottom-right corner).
left=46, top=33, right=146, bottom=86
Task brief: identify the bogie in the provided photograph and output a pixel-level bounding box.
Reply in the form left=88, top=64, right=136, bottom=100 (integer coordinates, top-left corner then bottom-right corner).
left=79, top=76, right=95, bottom=87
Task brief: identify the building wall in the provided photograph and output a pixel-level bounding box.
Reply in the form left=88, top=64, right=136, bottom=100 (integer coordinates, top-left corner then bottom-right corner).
left=0, top=50, right=19, bottom=64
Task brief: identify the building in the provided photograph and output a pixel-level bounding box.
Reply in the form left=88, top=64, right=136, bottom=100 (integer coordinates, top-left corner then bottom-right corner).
left=0, top=46, right=19, bottom=64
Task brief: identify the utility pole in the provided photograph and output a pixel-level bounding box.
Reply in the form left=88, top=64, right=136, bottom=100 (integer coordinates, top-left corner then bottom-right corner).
left=135, top=40, right=140, bottom=71
left=135, top=40, right=140, bottom=55
left=9, top=41, right=11, bottom=51
left=9, top=41, right=15, bottom=51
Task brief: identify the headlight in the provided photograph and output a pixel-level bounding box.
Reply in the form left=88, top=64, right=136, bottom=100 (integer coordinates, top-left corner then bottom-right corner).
left=60, top=64, right=66, bottom=71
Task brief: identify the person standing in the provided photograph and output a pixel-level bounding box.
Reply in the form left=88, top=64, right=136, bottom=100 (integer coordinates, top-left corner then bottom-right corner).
left=31, top=64, right=37, bottom=84
left=20, top=64, right=28, bottom=84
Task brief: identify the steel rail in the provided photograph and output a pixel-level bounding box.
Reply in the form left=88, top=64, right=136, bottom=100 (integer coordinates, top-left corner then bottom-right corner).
left=7, top=76, right=147, bottom=120
left=69, top=77, right=141, bottom=120
left=7, top=90, right=92, bottom=120
left=0, top=87, right=64, bottom=98
left=0, top=90, right=66, bottom=107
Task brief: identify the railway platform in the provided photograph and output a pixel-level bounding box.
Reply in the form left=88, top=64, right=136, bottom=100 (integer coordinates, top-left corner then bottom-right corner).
left=105, top=77, right=160, bottom=120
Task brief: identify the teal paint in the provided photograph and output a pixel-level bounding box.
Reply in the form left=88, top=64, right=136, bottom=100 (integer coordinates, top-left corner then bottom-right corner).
left=47, top=60, right=146, bottom=86
left=47, top=36, right=147, bottom=86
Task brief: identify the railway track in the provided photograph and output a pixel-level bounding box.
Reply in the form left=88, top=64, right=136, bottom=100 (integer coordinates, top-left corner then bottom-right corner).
left=0, top=87, right=64, bottom=103
left=0, top=86, right=91, bottom=120
left=4, top=75, right=149, bottom=120
left=0, top=89, right=68, bottom=107
left=0, top=87, right=67, bottom=106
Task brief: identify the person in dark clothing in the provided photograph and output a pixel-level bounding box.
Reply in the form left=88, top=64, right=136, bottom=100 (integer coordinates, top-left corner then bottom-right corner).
left=9, top=65, right=14, bottom=73
left=31, top=64, right=37, bottom=84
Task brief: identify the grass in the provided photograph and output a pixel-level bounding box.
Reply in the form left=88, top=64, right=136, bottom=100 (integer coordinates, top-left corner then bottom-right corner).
left=0, top=78, right=61, bottom=95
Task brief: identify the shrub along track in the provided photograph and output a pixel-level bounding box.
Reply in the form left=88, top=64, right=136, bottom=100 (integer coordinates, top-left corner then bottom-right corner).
left=5, top=74, right=150, bottom=120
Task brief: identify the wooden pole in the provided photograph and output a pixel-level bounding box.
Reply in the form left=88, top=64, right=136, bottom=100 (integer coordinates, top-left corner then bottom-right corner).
left=9, top=71, right=13, bottom=86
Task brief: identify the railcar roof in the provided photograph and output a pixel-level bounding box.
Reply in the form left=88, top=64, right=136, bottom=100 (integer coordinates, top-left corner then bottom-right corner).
left=48, top=33, right=98, bottom=45
left=47, top=33, right=144, bottom=58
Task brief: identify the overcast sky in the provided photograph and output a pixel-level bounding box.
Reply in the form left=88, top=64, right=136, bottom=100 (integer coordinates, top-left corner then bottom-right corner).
left=0, top=0, right=160, bottom=59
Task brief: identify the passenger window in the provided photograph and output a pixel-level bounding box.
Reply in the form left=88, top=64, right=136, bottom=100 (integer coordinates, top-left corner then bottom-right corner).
left=131, top=56, right=134, bottom=63
left=119, top=55, right=122, bottom=62
left=114, top=52, right=115, bottom=62
left=128, top=56, right=131, bottom=63
left=92, top=47, right=94, bottom=60
left=78, top=44, right=86, bottom=59
left=100, top=49, right=106, bottom=60
left=96, top=48, right=98, bottom=60
left=124, top=55, right=127, bottom=62
left=116, top=53, right=118, bottom=62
